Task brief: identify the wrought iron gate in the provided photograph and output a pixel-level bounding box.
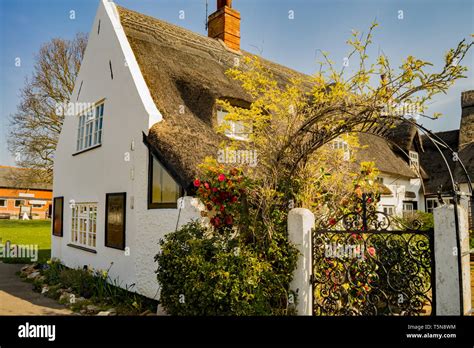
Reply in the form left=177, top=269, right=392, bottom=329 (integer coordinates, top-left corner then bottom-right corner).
left=311, top=196, right=436, bottom=316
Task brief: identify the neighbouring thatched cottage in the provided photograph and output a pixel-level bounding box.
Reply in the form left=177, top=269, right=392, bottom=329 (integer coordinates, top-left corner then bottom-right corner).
left=420, top=90, right=474, bottom=229
left=52, top=0, right=430, bottom=298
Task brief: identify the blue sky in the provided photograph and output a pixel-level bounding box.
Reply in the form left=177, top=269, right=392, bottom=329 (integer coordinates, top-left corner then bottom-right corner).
left=0, top=0, right=473, bottom=165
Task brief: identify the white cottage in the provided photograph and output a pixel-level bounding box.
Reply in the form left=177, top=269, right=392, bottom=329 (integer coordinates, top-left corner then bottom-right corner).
left=52, top=0, right=429, bottom=299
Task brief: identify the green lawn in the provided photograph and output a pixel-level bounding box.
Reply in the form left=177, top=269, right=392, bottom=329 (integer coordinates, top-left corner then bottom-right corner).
left=0, top=220, right=51, bottom=264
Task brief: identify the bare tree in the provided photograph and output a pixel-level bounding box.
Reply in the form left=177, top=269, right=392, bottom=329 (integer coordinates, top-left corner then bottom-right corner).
left=8, top=33, right=87, bottom=184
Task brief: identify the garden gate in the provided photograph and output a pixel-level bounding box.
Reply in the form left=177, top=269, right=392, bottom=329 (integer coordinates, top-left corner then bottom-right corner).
left=311, top=195, right=436, bottom=316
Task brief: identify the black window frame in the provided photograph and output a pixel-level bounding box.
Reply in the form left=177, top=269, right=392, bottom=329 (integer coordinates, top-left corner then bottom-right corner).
left=147, top=151, right=184, bottom=209
left=52, top=196, right=64, bottom=237
left=104, top=192, right=126, bottom=250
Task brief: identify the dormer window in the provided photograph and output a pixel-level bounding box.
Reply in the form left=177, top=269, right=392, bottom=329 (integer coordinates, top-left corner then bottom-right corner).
left=409, top=151, right=419, bottom=171
left=332, top=139, right=350, bottom=161
left=217, top=108, right=251, bottom=141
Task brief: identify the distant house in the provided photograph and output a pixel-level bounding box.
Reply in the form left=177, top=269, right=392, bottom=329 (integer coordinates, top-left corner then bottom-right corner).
left=0, top=166, right=52, bottom=219
left=420, top=90, right=474, bottom=228
left=51, top=0, right=439, bottom=298
left=353, top=128, right=426, bottom=217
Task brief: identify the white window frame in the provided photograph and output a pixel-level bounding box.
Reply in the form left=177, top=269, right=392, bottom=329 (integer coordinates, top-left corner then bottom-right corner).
left=382, top=205, right=395, bottom=216
left=409, top=151, right=419, bottom=172
left=402, top=202, right=415, bottom=217
left=217, top=109, right=251, bottom=141
left=71, top=203, right=97, bottom=249
left=0, top=199, right=7, bottom=207
left=426, top=198, right=438, bottom=214
left=332, top=139, right=350, bottom=161
left=76, top=102, right=104, bottom=152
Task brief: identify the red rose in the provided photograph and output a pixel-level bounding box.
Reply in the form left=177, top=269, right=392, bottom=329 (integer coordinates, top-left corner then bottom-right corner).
left=225, top=215, right=233, bottom=225
left=367, top=247, right=376, bottom=256
left=218, top=174, right=226, bottom=182
left=220, top=205, right=225, bottom=212
left=204, top=182, right=210, bottom=189
left=212, top=187, right=218, bottom=193
left=193, top=179, right=200, bottom=187
left=328, top=218, right=336, bottom=226
left=231, top=196, right=238, bottom=203
left=367, top=197, right=372, bottom=203
left=214, top=217, right=221, bottom=227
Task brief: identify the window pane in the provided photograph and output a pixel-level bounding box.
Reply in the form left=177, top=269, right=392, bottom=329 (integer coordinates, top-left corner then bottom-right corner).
left=151, top=155, right=180, bottom=204
left=162, top=168, right=179, bottom=202
left=152, top=158, right=163, bottom=203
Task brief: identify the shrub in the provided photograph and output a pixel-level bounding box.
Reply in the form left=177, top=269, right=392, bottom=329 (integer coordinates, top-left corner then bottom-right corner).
left=393, top=211, right=434, bottom=231
left=156, top=221, right=296, bottom=315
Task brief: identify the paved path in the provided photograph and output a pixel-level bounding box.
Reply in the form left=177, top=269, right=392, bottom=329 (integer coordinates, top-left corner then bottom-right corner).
left=0, top=263, right=72, bottom=315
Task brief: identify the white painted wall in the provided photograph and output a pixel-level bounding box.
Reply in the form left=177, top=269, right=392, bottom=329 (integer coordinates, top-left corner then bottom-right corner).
left=377, top=173, right=424, bottom=215
left=52, top=0, right=198, bottom=299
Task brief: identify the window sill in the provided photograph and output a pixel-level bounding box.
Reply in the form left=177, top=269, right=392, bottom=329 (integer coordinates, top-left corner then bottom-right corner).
left=67, top=243, right=97, bottom=254
left=72, top=144, right=102, bottom=156
left=148, top=202, right=178, bottom=209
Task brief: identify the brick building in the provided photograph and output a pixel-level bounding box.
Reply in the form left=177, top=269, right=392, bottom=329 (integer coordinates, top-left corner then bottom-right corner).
left=0, top=166, right=52, bottom=219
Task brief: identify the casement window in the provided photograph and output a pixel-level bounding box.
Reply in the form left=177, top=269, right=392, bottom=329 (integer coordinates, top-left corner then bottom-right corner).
left=148, top=152, right=183, bottom=209
left=52, top=197, right=64, bottom=237
left=71, top=203, right=97, bottom=248
left=382, top=205, right=395, bottom=216
left=105, top=193, right=126, bottom=250
left=15, top=199, right=25, bottom=207
left=76, top=102, right=104, bottom=152
left=332, top=139, right=350, bottom=161
left=217, top=109, right=252, bottom=141
left=426, top=198, right=439, bottom=214
left=402, top=202, right=415, bottom=217
left=0, top=199, right=6, bottom=207
left=409, top=151, right=419, bottom=172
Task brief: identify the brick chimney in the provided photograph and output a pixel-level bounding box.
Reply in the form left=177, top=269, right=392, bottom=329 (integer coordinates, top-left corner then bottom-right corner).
left=208, top=0, right=241, bottom=51
left=459, top=90, right=474, bottom=149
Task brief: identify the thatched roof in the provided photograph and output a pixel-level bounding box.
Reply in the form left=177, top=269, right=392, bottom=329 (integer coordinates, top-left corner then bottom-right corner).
left=118, top=6, right=305, bottom=188
left=386, top=120, right=424, bottom=152
left=420, top=130, right=459, bottom=194
left=455, top=142, right=474, bottom=185
left=0, top=166, right=52, bottom=190
left=356, top=133, right=417, bottom=178
left=117, top=5, right=422, bottom=188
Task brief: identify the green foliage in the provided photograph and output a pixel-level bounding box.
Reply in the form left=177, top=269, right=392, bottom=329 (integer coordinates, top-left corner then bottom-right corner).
left=156, top=221, right=298, bottom=316
left=40, top=259, right=156, bottom=314
left=393, top=211, right=434, bottom=231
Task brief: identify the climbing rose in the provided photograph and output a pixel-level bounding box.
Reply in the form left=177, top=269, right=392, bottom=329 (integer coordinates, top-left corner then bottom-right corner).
left=225, top=215, right=233, bottom=225
left=367, top=247, right=376, bottom=256
left=204, top=182, right=210, bottom=189
left=218, top=174, right=226, bottom=182
left=193, top=179, right=200, bottom=187
left=328, top=218, right=337, bottom=226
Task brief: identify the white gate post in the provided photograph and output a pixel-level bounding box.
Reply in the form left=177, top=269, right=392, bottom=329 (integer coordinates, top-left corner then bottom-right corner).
left=288, top=208, right=314, bottom=315
left=433, top=204, right=472, bottom=315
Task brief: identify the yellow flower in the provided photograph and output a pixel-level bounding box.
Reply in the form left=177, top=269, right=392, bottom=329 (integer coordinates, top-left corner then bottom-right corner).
left=102, top=270, right=108, bottom=278
left=46, top=260, right=52, bottom=265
